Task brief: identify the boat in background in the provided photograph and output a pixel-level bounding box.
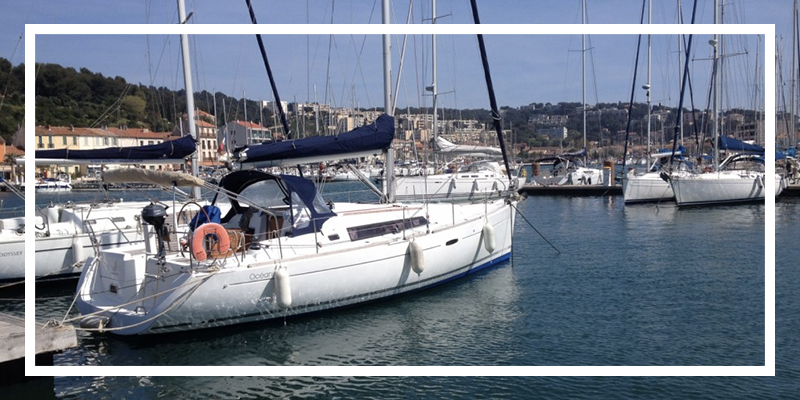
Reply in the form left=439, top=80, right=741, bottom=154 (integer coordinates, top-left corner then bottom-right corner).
left=671, top=149, right=766, bottom=206
left=529, top=150, right=604, bottom=186
left=0, top=136, right=199, bottom=281
left=622, top=149, right=687, bottom=204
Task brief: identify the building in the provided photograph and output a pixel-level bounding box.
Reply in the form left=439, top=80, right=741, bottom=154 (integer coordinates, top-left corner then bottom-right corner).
left=538, top=126, right=568, bottom=140
left=220, top=120, right=272, bottom=150
left=176, top=111, right=219, bottom=166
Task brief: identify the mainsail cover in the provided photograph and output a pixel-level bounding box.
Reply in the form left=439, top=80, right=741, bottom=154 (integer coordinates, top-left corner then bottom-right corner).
left=718, top=136, right=764, bottom=154
left=33, top=135, right=196, bottom=165
left=434, top=136, right=503, bottom=157
left=236, top=114, right=394, bottom=168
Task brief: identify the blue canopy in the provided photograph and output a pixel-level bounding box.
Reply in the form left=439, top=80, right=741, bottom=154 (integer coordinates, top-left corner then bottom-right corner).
left=34, top=135, right=196, bottom=164
left=718, top=136, right=764, bottom=154
left=236, top=114, right=394, bottom=167
left=280, top=174, right=337, bottom=236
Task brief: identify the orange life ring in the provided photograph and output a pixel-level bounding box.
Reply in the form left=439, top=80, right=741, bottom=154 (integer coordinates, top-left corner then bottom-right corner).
left=191, top=222, right=230, bottom=261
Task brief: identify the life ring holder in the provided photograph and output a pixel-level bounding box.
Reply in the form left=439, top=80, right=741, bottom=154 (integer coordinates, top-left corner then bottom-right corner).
left=190, top=222, right=230, bottom=262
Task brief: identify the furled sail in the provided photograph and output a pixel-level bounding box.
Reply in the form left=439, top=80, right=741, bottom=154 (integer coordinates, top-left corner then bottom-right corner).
left=434, top=136, right=503, bottom=157
left=235, top=114, right=394, bottom=168
left=30, top=135, right=196, bottom=165
left=718, top=136, right=764, bottom=154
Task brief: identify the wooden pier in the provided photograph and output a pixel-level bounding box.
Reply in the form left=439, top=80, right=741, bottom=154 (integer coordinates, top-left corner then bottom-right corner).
left=0, top=313, right=77, bottom=383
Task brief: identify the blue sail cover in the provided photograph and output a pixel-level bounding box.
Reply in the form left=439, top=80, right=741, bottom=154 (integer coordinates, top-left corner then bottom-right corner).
left=35, top=135, right=196, bottom=163
left=718, top=136, right=764, bottom=154
left=236, top=114, right=394, bottom=167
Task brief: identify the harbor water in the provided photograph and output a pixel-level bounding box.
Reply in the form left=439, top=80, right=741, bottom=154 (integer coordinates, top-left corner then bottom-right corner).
left=2, top=184, right=795, bottom=398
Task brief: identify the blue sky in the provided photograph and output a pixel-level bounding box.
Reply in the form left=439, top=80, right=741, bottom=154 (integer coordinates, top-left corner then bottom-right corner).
left=1, top=0, right=788, bottom=111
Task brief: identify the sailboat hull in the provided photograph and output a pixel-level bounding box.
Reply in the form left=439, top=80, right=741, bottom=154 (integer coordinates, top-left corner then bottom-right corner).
left=622, top=172, right=674, bottom=204
left=670, top=171, right=765, bottom=206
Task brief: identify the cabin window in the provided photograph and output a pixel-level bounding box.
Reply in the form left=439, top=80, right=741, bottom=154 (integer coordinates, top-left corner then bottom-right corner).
left=347, top=216, right=428, bottom=242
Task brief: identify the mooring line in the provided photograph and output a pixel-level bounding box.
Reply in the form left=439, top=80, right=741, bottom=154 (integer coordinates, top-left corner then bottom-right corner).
left=511, top=203, right=561, bottom=254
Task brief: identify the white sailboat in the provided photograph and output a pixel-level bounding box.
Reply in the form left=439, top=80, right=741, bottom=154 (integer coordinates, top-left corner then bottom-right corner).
left=394, top=1, right=516, bottom=201
left=73, top=0, right=519, bottom=335
left=0, top=137, right=199, bottom=281
left=669, top=2, right=765, bottom=206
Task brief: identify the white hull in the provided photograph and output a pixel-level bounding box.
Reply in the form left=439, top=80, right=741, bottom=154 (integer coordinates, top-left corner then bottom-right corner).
left=670, top=171, right=765, bottom=206
left=0, top=201, right=155, bottom=281
left=395, top=173, right=519, bottom=201
left=77, top=195, right=517, bottom=335
left=622, top=172, right=674, bottom=204
left=776, top=174, right=787, bottom=197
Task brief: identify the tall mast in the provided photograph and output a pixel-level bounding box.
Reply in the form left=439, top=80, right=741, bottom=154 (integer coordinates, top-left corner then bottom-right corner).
left=792, top=0, right=798, bottom=148
left=177, top=0, right=201, bottom=199
left=431, top=0, right=439, bottom=169
left=382, top=0, right=395, bottom=202
left=582, top=0, right=587, bottom=163
left=678, top=0, right=684, bottom=145
left=644, top=0, right=652, bottom=157
left=712, top=0, right=720, bottom=169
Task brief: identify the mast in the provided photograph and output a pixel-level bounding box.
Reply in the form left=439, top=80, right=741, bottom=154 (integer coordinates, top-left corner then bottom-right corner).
left=644, top=0, right=652, bottom=158
left=712, top=0, right=720, bottom=170
left=678, top=0, right=684, bottom=145
left=582, top=0, right=587, bottom=164
left=382, top=0, right=395, bottom=202
left=177, top=0, right=201, bottom=199
left=431, top=0, right=439, bottom=169
left=792, top=0, right=798, bottom=148
left=243, top=90, right=249, bottom=145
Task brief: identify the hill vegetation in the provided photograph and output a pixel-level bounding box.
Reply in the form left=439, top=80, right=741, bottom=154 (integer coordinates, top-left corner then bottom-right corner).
left=1, top=58, right=762, bottom=154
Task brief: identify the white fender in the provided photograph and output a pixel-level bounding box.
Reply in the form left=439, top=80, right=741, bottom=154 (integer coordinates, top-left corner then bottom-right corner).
left=274, top=267, right=292, bottom=308
left=408, top=240, right=425, bottom=274
left=483, top=222, right=496, bottom=253
left=755, top=175, right=763, bottom=189
left=71, top=236, right=85, bottom=265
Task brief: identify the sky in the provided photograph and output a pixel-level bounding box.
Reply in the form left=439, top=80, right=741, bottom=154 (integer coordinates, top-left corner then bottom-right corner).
left=0, top=0, right=791, bottom=113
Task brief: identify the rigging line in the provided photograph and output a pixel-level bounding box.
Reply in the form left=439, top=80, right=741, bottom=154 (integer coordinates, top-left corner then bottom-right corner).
left=622, top=0, right=647, bottom=172
left=668, top=0, right=698, bottom=168
left=511, top=203, right=560, bottom=255
left=245, top=0, right=291, bottom=139
left=0, top=31, right=23, bottom=112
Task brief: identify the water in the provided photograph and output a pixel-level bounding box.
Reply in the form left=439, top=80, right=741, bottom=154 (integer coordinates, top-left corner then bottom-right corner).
left=2, top=186, right=795, bottom=398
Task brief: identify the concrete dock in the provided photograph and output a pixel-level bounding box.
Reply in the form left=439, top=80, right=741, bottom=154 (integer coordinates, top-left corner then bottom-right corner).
left=0, top=313, right=77, bottom=383
left=518, top=184, right=622, bottom=196
left=519, top=183, right=800, bottom=198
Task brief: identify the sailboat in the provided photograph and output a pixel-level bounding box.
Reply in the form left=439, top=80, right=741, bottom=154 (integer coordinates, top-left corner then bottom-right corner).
left=622, top=8, right=683, bottom=205
left=394, top=1, right=517, bottom=202
left=73, top=0, right=519, bottom=335
left=669, top=2, right=766, bottom=206
left=0, top=136, right=199, bottom=281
